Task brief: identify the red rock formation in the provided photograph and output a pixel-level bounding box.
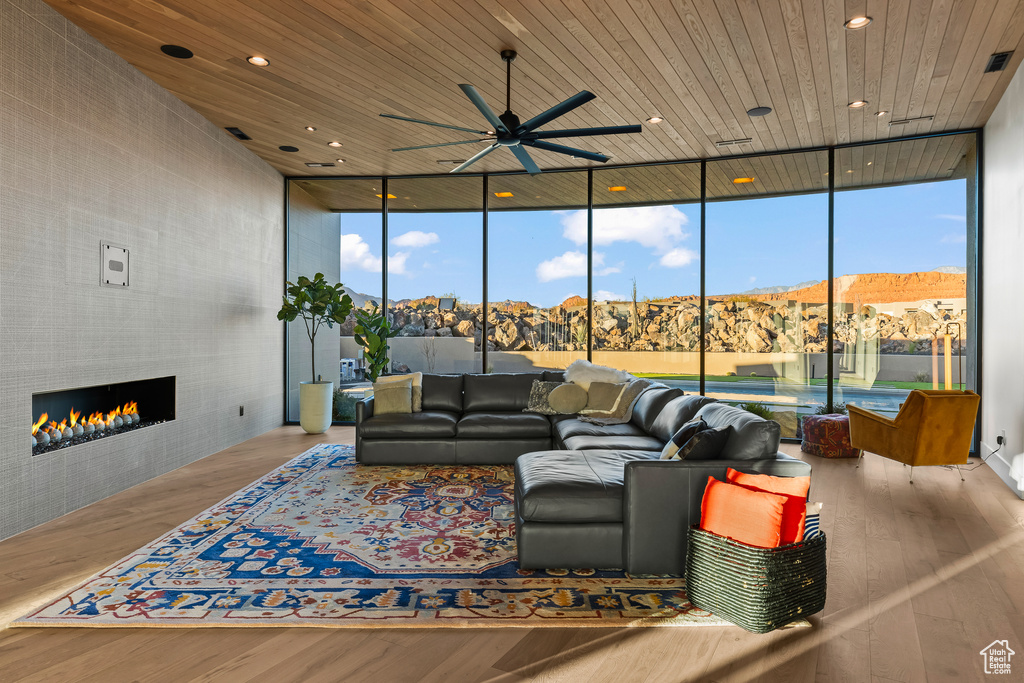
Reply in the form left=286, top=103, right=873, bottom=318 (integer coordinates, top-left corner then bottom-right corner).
left=751, top=272, right=966, bottom=304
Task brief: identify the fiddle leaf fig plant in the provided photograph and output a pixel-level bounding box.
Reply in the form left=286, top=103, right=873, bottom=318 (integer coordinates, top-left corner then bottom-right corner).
left=354, top=303, right=396, bottom=382
left=277, top=273, right=353, bottom=383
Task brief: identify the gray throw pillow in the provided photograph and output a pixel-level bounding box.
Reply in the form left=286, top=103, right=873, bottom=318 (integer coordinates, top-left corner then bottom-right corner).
left=581, top=381, right=627, bottom=414
left=660, top=417, right=707, bottom=460
left=524, top=380, right=563, bottom=415
left=671, top=426, right=733, bottom=461
left=548, top=383, right=588, bottom=414
left=373, top=385, right=412, bottom=415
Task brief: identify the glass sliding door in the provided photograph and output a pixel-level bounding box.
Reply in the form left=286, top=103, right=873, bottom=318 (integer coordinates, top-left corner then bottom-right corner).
left=590, top=163, right=702, bottom=389
left=487, top=171, right=588, bottom=373
left=386, top=175, right=483, bottom=375
left=704, top=151, right=829, bottom=436
left=833, top=135, right=976, bottom=417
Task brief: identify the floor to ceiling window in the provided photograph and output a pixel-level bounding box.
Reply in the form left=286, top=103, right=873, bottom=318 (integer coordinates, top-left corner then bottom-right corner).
left=833, top=135, right=976, bottom=417
left=487, top=171, right=589, bottom=373
left=704, top=152, right=829, bottom=436
left=590, top=163, right=702, bottom=389
left=386, top=175, right=483, bottom=375
left=284, top=131, right=979, bottom=438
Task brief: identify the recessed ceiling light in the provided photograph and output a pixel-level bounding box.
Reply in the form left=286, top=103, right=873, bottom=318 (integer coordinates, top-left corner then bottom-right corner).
left=494, top=191, right=514, bottom=198
left=733, top=177, right=755, bottom=184
left=608, top=186, right=627, bottom=192
left=844, top=16, right=872, bottom=29
left=875, top=110, right=889, bottom=117
left=747, top=106, right=772, bottom=117
left=646, top=116, right=664, bottom=124
left=278, top=145, right=299, bottom=152
left=224, top=127, right=251, bottom=140
left=335, top=158, right=345, bottom=163
left=328, top=141, right=343, bottom=147
left=160, top=45, right=194, bottom=59
left=867, top=161, right=873, bottom=166
left=848, top=100, right=869, bottom=108
left=845, top=169, right=854, bottom=173
left=304, top=126, right=317, bottom=132
left=247, top=56, right=270, bottom=67
left=375, top=193, right=397, bottom=199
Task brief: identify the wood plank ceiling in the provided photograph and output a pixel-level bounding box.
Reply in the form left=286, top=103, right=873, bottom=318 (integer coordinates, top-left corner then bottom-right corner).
left=44, top=0, right=1024, bottom=188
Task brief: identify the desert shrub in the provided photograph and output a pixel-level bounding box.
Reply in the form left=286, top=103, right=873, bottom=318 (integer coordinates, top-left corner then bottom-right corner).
left=814, top=403, right=847, bottom=415
left=739, top=402, right=775, bottom=420
left=749, top=371, right=758, bottom=377
left=726, top=371, right=736, bottom=376
left=913, top=371, right=930, bottom=383
left=333, top=389, right=359, bottom=422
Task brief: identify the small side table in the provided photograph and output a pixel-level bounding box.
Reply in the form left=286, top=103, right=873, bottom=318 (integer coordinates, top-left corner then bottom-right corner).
left=801, top=414, right=861, bottom=459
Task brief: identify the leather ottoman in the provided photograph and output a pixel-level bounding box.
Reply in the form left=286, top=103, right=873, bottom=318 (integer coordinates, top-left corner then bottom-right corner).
left=801, top=414, right=860, bottom=458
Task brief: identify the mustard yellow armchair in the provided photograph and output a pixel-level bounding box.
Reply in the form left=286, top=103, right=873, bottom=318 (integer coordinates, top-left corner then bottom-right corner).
left=848, top=390, right=980, bottom=484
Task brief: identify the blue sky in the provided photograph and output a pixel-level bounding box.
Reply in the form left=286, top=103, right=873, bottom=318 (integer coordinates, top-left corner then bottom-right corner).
left=337, top=179, right=967, bottom=309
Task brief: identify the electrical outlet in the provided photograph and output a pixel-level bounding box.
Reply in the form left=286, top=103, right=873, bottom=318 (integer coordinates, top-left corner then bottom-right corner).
left=998, top=429, right=1006, bottom=446
left=239, top=405, right=245, bottom=417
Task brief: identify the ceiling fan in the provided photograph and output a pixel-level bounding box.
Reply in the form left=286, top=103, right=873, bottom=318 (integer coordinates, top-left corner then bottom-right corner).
left=380, top=50, right=643, bottom=176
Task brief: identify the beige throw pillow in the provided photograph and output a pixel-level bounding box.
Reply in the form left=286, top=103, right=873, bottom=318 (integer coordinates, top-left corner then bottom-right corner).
left=548, top=383, right=588, bottom=414
left=580, top=381, right=628, bottom=414
left=373, top=373, right=422, bottom=411
left=373, top=385, right=412, bottom=414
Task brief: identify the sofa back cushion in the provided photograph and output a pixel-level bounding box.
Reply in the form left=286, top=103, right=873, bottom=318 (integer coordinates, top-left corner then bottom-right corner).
left=649, top=395, right=718, bottom=442
left=543, top=370, right=566, bottom=383
left=463, top=373, right=545, bottom=412
left=695, top=402, right=782, bottom=459
left=421, top=374, right=464, bottom=413
left=629, top=386, right=685, bottom=434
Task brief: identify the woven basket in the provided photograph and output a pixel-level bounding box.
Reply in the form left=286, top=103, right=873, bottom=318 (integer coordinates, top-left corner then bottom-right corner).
left=684, top=526, right=827, bottom=633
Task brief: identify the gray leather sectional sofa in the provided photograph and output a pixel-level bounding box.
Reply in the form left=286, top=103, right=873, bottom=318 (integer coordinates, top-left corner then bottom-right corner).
left=356, top=372, right=811, bottom=574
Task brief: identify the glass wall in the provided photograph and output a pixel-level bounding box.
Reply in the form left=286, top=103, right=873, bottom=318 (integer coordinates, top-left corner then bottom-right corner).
left=487, top=171, right=589, bottom=373
left=833, top=135, right=975, bottom=417
left=591, top=164, right=703, bottom=389
left=387, top=176, right=483, bottom=375
left=704, top=152, right=829, bottom=436
left=284, top=131, right=979, bottom=436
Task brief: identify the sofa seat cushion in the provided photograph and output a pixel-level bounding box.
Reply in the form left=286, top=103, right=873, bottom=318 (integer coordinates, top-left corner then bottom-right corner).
left=555, top=418, right=647, bottom=442
left=515, top=450, right=657, bottom=523
left=359, top=411, right=459, bottom=438
left=562, top=434, right=665, bottom=451
left=457, top=411, right=552, bottom=439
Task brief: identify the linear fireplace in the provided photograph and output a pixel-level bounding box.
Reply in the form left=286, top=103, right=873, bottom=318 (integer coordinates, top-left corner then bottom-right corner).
left=31, top=376, right=175, bottom=455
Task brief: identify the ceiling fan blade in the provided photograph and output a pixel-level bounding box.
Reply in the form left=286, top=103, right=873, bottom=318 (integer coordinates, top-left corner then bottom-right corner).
left=521, top=139, right=609, bottom=163
left=450, top=144, right=500, bottom=173
left=391, top=139, right=488, bottom=152
left=379, top=113, right=488, bottom=135
left=515, top=91, right=597, bottom=134
left=509, top=144, right=542, bottom=176
left=458, top=84, right=509, bottom=134
left=527, top=124, right=642, bottom=140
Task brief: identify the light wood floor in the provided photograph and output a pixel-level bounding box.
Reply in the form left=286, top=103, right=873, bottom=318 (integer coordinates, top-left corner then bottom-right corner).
left=1, top=427, right=1022, bottom=682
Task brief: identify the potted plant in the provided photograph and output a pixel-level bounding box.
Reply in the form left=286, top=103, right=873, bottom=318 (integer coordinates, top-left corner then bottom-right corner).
left=277, top=273, right=353, bottom=434
left=354, top=303, right=396, bottom=382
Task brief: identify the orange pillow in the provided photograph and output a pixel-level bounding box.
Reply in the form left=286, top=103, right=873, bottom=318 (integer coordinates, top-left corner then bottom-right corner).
left=726, top=469, right=810, bottom=545
left=700, top=476, right=786, bottom=548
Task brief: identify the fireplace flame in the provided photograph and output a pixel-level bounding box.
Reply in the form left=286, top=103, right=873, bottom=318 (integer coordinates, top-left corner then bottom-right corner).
left=32, top=413, right=48, bottom=436
left=32, top=403, right=141, bottom=446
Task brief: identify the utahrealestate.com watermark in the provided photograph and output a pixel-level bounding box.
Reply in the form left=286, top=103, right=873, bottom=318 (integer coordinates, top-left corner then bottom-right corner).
left=980, top=640, right=1015, bottom=675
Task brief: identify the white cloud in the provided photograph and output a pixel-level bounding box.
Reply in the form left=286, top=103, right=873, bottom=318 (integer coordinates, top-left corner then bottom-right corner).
left=935, top=214, right=966, bottom=222
left=537, top=251, right=618, bottom=282
left=537, top=251, right=586, bottom=282
left=940, top=234, right=967, bottom=244
left=660, top=247, right=699, bottom=268
left=341, top=233, right=382, bottom=272
left=388, top=252, right=410, bottom=275
left=391, top=230, right=439, bottom=248
left=561, top=205, right=690, bottom=248
left=749, top=276, right=757, bottom=284
left=594, top=290, right=627, bottom=301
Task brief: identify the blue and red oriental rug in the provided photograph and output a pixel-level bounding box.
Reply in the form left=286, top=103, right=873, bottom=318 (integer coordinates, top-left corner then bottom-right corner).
left=14, top=444, right=754, bottom=628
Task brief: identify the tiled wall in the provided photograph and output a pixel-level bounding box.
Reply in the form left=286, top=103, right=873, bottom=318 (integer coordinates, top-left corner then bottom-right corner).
left=0, top=0, right=285, bottom=539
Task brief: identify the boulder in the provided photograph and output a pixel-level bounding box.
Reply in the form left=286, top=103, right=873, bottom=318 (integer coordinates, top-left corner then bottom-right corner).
left=453, top=320, right=475, bottom=337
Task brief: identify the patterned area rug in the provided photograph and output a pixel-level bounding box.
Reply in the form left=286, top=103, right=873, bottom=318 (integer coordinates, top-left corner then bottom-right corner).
left=15, top=444, right=752, bottom=628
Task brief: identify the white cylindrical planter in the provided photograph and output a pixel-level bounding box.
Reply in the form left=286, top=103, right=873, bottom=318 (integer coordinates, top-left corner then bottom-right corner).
left=299, top=381, right=334, bottom=434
